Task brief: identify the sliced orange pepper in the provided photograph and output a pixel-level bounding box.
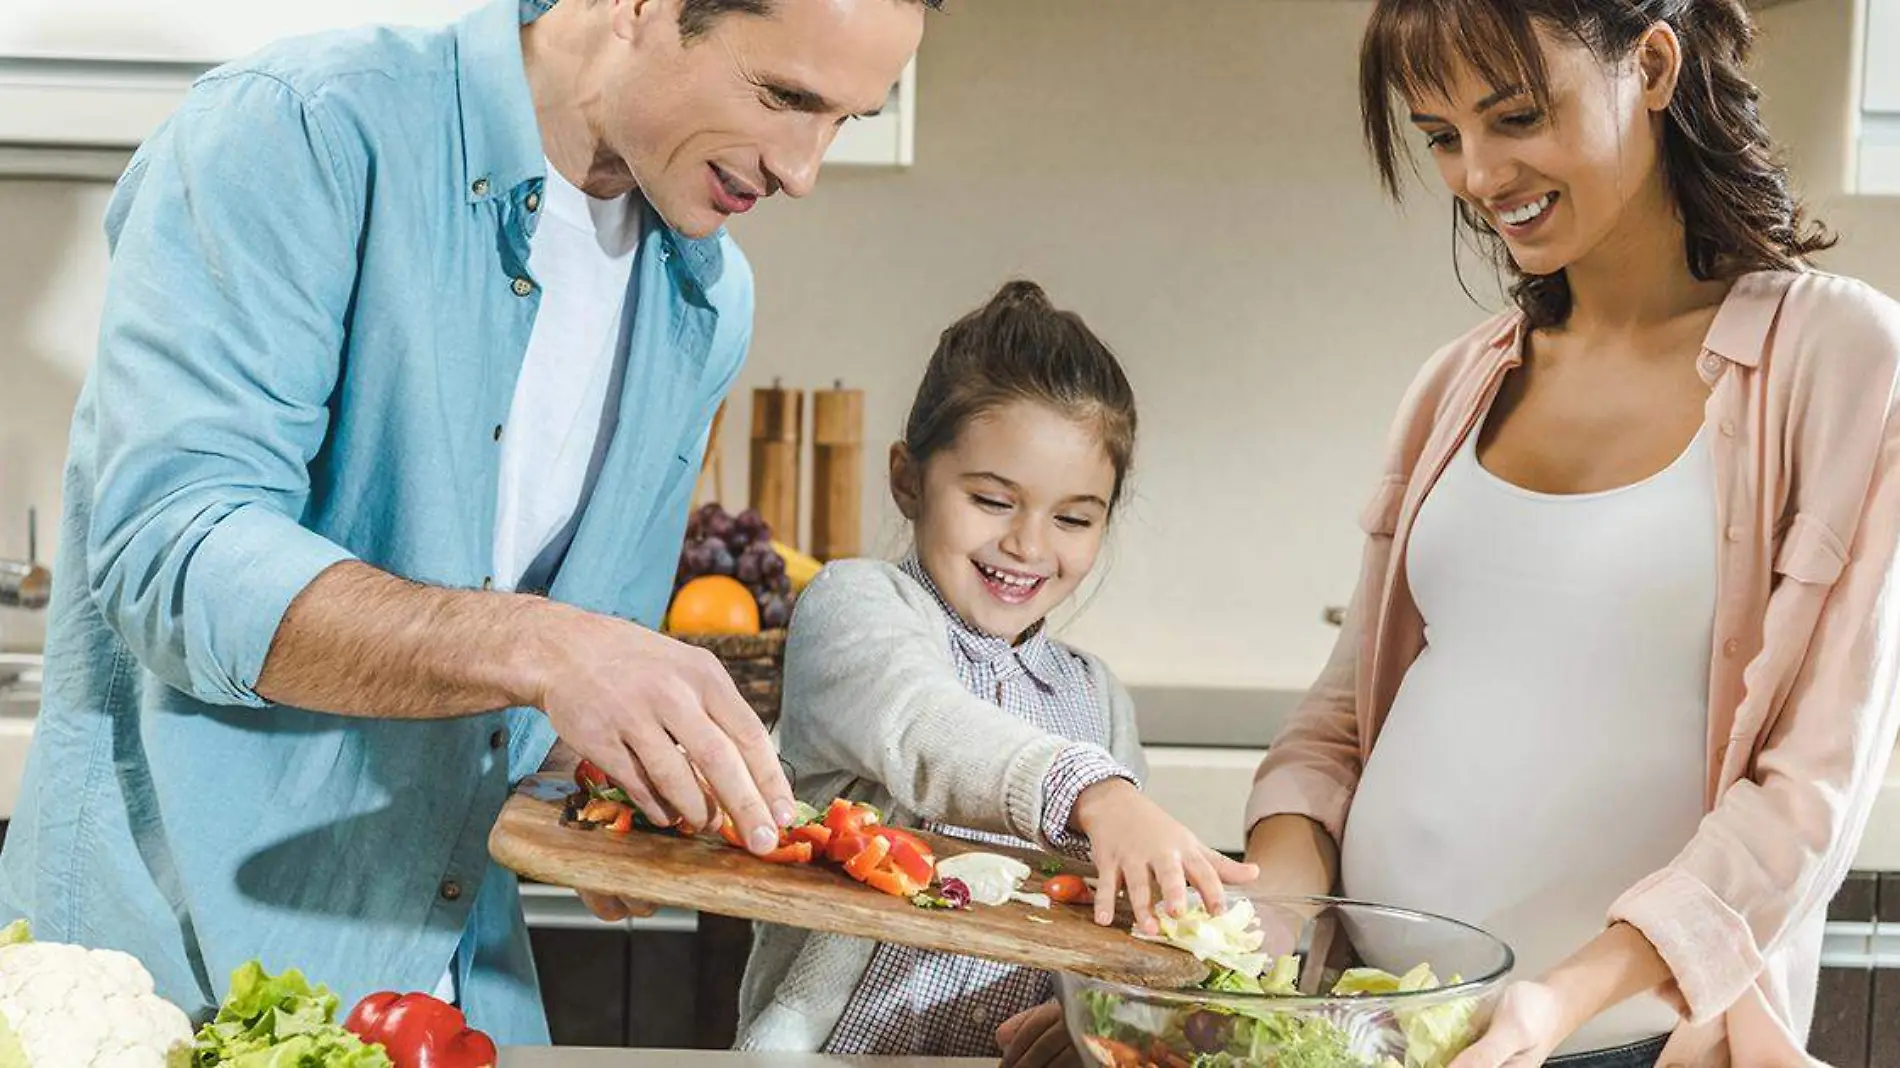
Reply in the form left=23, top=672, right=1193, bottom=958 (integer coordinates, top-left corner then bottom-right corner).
left=863, top=865, right=926, bottom=897
left=871, top=827, right=935, bottom=887
left=843, top=835, right=892, bottom=883
left=758, top=840, right=814, bottom=865
left=606, top=806, right=635, bottom=835
left=788, top=824, right=833, bottom=851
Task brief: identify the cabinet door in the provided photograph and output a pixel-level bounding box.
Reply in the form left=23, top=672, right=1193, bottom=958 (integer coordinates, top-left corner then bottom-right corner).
left=530, top=926, right=631, bottom=1048
left=1873, top=876, right=1900, bottom=1068
left=627, top=928, right=700, bottom=1049
left=1810, top=872, right=1877, bottom=1068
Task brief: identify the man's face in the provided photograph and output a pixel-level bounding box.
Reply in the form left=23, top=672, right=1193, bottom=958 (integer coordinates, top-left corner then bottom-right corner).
left=601, top=0, right=922, bottom=238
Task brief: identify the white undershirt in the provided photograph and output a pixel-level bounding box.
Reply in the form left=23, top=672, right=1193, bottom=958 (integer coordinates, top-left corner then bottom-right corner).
left=1341, top=421, right=1716, bottom=1055
left=492, top=159, right=644, bottom=594
left=436, top=163, right=642, bottom=1004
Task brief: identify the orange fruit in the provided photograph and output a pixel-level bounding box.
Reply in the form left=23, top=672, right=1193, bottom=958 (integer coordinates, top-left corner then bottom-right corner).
left=666, top=575, right=761, bottom=635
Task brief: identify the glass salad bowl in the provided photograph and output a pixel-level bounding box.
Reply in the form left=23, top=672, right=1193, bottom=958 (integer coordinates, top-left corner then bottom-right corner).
left=1056, top=895, right=1514, bottom=1068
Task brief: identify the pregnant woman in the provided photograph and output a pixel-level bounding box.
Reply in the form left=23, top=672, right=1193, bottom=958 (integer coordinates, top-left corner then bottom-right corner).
left=1246, top=1, right=1900, bottom=1066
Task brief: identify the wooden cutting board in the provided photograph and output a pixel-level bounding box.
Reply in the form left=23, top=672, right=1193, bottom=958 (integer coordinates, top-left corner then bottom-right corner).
left=489, top=779, right=1209, bottom=989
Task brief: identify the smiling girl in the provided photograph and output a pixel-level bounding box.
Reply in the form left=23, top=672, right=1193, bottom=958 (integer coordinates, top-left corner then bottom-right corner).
left=737, top=280, right=1255, bottom=1062
left=1246, top=2, right=1900, bottom=1066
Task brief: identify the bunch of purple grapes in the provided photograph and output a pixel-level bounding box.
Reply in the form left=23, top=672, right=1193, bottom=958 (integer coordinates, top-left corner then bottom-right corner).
left=679, top=503, right=793, bottom=628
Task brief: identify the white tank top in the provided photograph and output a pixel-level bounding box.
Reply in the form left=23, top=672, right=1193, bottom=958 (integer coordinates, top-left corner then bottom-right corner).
left=1341, top=420, right=1716, bottom=1055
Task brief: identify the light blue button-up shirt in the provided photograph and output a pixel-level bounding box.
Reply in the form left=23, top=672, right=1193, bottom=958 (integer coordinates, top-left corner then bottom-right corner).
left=0, top=0, right=751, bottom=1043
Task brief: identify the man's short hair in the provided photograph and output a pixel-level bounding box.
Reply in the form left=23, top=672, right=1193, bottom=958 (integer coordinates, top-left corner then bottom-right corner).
left=678, top=0, right=942, bottom=39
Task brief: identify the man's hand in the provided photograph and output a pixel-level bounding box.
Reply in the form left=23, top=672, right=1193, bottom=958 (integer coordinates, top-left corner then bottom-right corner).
left=997, top=1001, right=1080, bottom=1068
left=528, top=607, right=796, bottom=856
left=578, top=891, right=660, bottom=922
left=1072, top=779, right=1258, bottom=933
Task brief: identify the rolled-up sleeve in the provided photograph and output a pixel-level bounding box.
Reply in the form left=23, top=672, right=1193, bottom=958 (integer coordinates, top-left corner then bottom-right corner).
left=1609, top=294, right=1900, bottom=1023
left=84, top=71, right=362, bottom=706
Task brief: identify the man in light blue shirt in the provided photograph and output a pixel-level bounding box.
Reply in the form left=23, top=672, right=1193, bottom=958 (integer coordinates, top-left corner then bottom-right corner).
left=0, top=0, right=926, bottom=1042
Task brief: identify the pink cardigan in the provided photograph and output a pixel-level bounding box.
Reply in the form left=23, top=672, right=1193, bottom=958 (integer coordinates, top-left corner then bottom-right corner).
left=1248, top=271, right=1900, bottom=1067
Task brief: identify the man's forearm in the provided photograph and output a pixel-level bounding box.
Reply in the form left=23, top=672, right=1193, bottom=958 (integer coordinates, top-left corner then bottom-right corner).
left=255, top=560, right=562, bottom=719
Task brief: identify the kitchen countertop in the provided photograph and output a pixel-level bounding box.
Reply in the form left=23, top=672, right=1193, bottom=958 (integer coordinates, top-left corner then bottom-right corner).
left=500, top=1051, right=986, bottom=1067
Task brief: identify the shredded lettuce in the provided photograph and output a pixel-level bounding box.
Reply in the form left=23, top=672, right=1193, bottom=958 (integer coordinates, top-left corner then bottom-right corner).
left=191, top=962, right=392, bottom=1068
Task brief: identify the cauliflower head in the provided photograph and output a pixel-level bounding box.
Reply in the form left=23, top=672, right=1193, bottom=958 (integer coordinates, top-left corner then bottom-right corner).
left=0, top=922, right=194, bottom=1068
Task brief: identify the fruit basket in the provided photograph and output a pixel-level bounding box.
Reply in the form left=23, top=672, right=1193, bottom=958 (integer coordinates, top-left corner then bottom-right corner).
left=1056, top=895, right=1513, bottom=1068
left=673, top=630, right=789, bottom=725
left=666, top=503, right=821, bottom=729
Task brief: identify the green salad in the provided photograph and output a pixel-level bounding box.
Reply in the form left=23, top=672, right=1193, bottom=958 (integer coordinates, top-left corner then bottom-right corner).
left=1075, top=901, right=1484, bottom=1068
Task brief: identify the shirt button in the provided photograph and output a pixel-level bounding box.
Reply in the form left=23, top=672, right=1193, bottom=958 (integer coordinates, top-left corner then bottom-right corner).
left=1699, top=352, right=1722, bottom=375
left=471, top=177, right=490, bottom=196
left=525, top=191, right=541, bottom=213
left=659, top=247, right=672, bottom=263
left=1723, top=638, right=1741, bottom=657
left=970, top=1007, right=989, bottom=1025
left=490, top=728, right=509, bottom=750
left=493, top=424, right=504, bottom=442
left=440, top=880, right=463, bottom=902
left=1725, top=525, right=1742, bottom=543
left=511, top=277, right=534, bottom=297
left=1719, top=420, right=1737, bottom=437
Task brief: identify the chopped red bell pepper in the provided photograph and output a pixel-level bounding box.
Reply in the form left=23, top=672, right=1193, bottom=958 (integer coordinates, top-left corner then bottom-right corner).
left=843, top=834, right=891, bottom=882
left=822, top=798, right=879, bottom=838
left=344, top=992, right=498, bottom=1068
left=758, top=840, right=815, bottom=865
left=826, top=829, right=872, bottom=866
left=788, top=823, right=833, bottom=851
left=574, top=759, right=610, bottom=795
left=870, top=827, right=935, bottom=886
left=718, top=817, right=747, bottom=849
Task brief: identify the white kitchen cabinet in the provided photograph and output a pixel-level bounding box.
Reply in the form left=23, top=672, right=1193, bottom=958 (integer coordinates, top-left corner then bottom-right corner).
left=0, top=0, right=915, bottom=173
left=1861, top=0, right=1900, bottom=194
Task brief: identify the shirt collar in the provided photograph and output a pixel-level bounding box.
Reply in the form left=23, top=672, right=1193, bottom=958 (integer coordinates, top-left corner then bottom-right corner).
left=900, top=555, right=1062, bottom=686
left=1481, top=270, right=1797, bottom=373
left=451, top=0, right=729, bottom=294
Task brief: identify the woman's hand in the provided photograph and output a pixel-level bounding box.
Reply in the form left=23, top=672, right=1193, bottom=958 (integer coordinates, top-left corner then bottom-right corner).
left=1447, top=981, right=1574, bottom=1068
left=1072, top=779, right=1258, bottom=932
left=997, top=1001, right=1081, bottom=1068
left=1451, top=923, right=1674, bottom=1067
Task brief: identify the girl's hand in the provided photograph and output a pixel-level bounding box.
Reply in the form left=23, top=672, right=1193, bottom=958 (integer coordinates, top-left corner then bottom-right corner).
left=1447, top=981, right=1575, bottom=1068
left=1072, top=779, right=1258, bottom=932
left=996, top=1001, right=1081, bottom=1068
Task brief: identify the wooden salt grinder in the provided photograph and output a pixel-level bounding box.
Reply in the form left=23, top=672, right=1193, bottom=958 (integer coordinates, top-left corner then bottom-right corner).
left=810, top=381, right=863, bottom=561
left=748, top=380, right=803, bottom=540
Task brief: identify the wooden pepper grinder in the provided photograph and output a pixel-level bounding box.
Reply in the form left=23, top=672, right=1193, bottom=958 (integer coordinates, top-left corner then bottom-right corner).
left=748, top=379, right=803, bottom=540
left=810, top=381, right=864, bottom=561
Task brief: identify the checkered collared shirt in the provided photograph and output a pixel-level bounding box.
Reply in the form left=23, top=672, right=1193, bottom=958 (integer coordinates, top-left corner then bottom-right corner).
left=821, top=557, right=1137, bottom=1057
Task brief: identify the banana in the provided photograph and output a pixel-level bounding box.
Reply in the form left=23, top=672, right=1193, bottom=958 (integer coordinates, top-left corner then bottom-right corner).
left=772, top=539, right=823, bottom=594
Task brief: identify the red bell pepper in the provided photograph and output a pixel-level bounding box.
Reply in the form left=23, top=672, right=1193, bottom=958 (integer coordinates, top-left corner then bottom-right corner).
left=870, top=827, right=936, bottom=886
left=841, top=834, right=928, bottom=897
left=826, top=828, right=872, bottom=866
left=344, top=992, right=498, bottom=1068
left=758, top=840, right=814, bottom=865
left=822, top=798, right=879, bottom=837
left=573, top=760, right=610, bottom=795
left=788, top=823, right=833, bottom=851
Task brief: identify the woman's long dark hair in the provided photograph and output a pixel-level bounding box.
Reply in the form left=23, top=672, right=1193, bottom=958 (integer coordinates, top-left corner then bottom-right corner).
left=1360, top=0, right=1834, bottom=328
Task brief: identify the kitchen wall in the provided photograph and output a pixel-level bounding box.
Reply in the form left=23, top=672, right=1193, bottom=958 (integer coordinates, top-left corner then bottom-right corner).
left=0, top=0, right=1894, bottom=684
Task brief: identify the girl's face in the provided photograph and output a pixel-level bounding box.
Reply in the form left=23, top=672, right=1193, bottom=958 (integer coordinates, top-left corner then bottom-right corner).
left=1405, top=21, right=1678, bottom=278
left=892, top=399, right=1118, bottom=642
